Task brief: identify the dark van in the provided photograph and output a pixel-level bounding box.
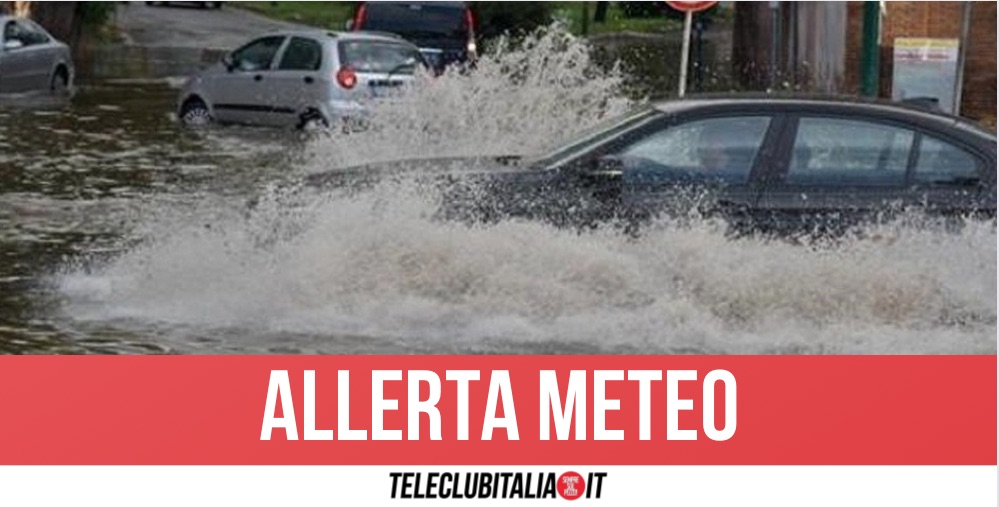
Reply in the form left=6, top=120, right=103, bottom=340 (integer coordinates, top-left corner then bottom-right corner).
left=350, top=2, right=477, bottom=72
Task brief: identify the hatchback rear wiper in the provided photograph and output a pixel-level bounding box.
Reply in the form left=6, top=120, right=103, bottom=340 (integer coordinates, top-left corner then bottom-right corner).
left=383, top=60, right=422, bottom=81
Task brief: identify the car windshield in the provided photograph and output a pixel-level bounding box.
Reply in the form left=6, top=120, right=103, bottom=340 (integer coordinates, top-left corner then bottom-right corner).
left=338, top=40, right=425, bottom=74
left=525, top=107, right=662, bottom=169
left=362, top=2, right=468, bottom=40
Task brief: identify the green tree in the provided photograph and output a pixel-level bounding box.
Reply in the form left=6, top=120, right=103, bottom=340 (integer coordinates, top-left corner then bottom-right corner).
left=594, top=2, right=610, bottom=23
left=22, top=2, right=115, bottom=44
left=618, top=2, right=663, bottom=18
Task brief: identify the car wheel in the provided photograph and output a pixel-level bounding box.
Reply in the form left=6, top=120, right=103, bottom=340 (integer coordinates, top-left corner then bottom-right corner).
left=50, top=67, right=70, bottom=96
left=180, top=98, right=213, bottom=127
left=297, top=109, right=329, bottom=131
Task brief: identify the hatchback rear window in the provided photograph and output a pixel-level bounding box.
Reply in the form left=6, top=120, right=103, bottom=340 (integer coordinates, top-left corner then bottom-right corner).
left=338, top=40, right=425, bottom=74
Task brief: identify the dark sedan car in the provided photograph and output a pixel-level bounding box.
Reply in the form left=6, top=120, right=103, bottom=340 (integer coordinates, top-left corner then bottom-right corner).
left=316, top=97, right=998, bottom=235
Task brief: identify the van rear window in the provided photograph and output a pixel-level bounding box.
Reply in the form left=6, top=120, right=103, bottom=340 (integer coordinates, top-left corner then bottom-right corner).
left=361, top=3, right=468, bottom=38
left=338, top=40, right=425, bottom=74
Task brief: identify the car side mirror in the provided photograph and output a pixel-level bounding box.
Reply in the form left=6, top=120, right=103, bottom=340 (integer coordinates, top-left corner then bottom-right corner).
left=3, top=39, right=24, bottom=51
left=222, top=54, right=235, bottom=72
left=345, top=19, right=355, bottom=30
left=586, top=156, right=625, bottom=177
left=576, top=156, right=625, bottom=185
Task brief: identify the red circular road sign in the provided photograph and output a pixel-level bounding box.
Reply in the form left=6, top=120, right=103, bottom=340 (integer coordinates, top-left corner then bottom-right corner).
left=665, top=1, right=719, bottom=13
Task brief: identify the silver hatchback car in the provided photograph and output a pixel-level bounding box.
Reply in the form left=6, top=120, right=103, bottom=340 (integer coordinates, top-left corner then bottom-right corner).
left=0, top=15, right=74, bottom=94
left=177, top=30, right=426, bottom=129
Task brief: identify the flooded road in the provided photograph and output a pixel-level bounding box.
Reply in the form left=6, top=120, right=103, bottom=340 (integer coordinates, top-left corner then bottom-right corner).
left=1, top=31, right=995, bottom=356
left=0, top=80, right=307, bottom=353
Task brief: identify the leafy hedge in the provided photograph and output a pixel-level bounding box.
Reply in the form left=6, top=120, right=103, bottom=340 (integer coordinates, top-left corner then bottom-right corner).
left=619, top=2, right=718, bottom=21
left=471, top=2, right=557, bottom=40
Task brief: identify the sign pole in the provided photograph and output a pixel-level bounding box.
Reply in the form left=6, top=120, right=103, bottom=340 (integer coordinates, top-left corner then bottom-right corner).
left=666, top=1, right=717, bottom=96
left=678, top=10, right=692, bottom=97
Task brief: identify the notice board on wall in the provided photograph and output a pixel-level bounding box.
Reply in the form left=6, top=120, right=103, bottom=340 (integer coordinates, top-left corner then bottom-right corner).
left=892, top=38, right=961, bottom=114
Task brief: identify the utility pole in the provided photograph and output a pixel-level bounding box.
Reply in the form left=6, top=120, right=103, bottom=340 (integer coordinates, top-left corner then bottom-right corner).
left=859, top=1, right=880, bottom=97
left=769, top=1, right=780, bottom=90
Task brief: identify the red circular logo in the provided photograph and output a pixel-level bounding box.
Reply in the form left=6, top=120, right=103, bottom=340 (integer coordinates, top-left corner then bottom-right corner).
left=557, top=472, right=585, bottom=501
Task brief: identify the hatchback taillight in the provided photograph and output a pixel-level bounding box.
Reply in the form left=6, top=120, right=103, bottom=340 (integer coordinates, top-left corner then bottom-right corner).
left=336, top=67, right=357, bottom=89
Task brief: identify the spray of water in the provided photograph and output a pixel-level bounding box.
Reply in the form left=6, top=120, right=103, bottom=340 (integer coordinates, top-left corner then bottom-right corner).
left=304, top=27, right=634, bottom=169
left=57, top=28, right=997, bottom=354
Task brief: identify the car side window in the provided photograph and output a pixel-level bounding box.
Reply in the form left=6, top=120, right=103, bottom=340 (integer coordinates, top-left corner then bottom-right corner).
left=230, top=36, right=286, bottom=72
left=787, top=117, right=914, bottom=186
left=614, top=116, right=772, bottom=184
left=914, top=136, right=981, bottom=184
left=19, top=20, right=49, bottom=45
left=4, top=20, right=46, bottom=46
left=3, top=20, right=22, bottom=44
left=277, top=37, right=323, bottom=71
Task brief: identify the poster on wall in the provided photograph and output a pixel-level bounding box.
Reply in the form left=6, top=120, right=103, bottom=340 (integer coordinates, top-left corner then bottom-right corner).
left=892, top=38, right=961, bottom=113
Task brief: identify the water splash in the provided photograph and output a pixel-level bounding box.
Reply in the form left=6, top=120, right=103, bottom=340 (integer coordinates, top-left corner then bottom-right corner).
left=56, top=28, right=997, bottom=355
left=304, top=27, right=634, bottom=169
left=59, top=179, right=997, bottom=354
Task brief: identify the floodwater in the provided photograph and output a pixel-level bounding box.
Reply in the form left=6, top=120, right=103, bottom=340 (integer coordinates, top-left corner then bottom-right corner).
left=0, top=80, right=306, bottom=353
left=1, top=31, right=995, bottom=355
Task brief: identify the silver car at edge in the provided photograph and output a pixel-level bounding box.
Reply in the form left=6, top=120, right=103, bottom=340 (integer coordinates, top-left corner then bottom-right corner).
left=0, top=15, right=74, bottom=94
left=176, top=30, right=426, bottom=129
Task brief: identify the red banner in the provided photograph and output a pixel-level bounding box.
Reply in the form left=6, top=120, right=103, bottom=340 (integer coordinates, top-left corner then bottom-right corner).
left=0, top=356, right=993, bottom=465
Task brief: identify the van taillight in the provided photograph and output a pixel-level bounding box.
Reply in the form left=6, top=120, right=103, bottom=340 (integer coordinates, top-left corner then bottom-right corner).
left=464, top=7, right=475, bottom=32
left=336, top=67, right=357, bottom=89
left=353, top=3, right=367, bottom=29
left=464, top=7, right=477, bottom=58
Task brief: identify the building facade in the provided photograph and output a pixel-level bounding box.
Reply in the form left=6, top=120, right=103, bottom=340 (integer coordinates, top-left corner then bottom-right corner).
left=734, top=1, right=995, bottom=127
left=845, top=1, right=996, bottom=126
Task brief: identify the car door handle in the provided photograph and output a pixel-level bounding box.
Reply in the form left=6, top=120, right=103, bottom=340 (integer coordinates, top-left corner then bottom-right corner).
left=579, top=169, right=623, bottom=186
left=716, top=199, right=751, bottom=212
left=253, top=74, right=263, bottom=82
left=303, top=76, right=314, bottom=84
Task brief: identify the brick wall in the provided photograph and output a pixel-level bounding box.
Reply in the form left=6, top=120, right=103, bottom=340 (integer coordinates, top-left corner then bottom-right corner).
left=962, top=1, right=997, bottom=126
left=844, top=2, right=996, bottom=125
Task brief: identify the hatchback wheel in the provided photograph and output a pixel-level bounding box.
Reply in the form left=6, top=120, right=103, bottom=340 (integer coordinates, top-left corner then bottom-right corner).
left=298, top=110, right=329, bottom=131
left=180, top=98, right=213, bottom=127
